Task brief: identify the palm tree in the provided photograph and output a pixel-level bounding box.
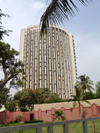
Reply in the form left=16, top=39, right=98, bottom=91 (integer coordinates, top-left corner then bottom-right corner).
left=52, top=110, right=66, bottom=121
left=40, top=0, right=92, bottom=35
left=76, top=75, right=94, bottom=93
left=95, top=81, right=100, bottom=98
left=71, top=86, right=90, bottom=119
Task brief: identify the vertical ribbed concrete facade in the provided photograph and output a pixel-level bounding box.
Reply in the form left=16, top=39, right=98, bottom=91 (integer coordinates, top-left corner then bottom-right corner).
left=19, top=25, right=77, bottom=99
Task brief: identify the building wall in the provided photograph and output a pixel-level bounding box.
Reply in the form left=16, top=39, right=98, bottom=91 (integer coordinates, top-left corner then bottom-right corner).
left=0, top=102, right=100, bottom=123
left=19, top=25, right=77, bottom=99
left=34, top=99, right=100, bottom=111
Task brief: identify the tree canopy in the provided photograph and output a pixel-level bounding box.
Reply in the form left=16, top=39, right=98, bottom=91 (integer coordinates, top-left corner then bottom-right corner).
left=83, top=91, right=96, bottom=100
left=0, top=41, right=24, bottom=91
left=13, top=88, right=63, bottom=111
left=0, top=9, right=11, bottom=40
left=75, top=74, right=94, bottom=93
left=0, top=86, right=11, bottom=107
left=95, top=81, right=100, bottom=98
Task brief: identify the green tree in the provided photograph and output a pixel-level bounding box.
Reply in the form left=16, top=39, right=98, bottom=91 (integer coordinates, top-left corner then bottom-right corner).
left=18, top=89, right=36, bottom=110
left=0, top=9, right=11, bottom=40
left=44, top=97, right=64, bottom=103
left=14, top=88, right=44, bottom=111
left=13, top=91, right=22, bottom=110
left=0, top=87, right=11, bottom=107
left=0, top=41, right=25, bottom=91
left=34, top=88, right=60, bottom=103
left=14, top=88, right=62, bottom=111
left=40, top=0, right=92, bottom=35
left=5, top=100, right=17, bottom=112
left=14, top=91, right=22, bottom=101
left=52, top=110, right=66, bottom=121
left=71, top=86, right=90, bottom=119
left=83, top=91, right=96, bottom=100
left=95, top=81, right=100, bottom=98
left=76, top=75, right=94, bottom=93
left=36, top=88, right=51, bottom=100
left=44, top=92, right=64, bottom=103
left=32, top=89, right=44, bottom=104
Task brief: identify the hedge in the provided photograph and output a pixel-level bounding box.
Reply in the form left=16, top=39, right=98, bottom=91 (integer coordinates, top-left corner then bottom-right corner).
left=25, top=120, right=43, bottom=123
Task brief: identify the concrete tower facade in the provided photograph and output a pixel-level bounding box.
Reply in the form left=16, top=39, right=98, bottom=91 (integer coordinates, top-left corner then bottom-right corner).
left=19, top=25, right=77, bottom=99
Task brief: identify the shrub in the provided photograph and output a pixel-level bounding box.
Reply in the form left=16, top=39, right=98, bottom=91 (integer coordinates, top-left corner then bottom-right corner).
left=15, top=115, right=22, bottom=123
left=14, top=120, right=17, bottom=123
left=44, top=97, right=64, bottom=103
left=10, top=121, right=13, bottom=123
left=20, top=106, right=28, bottom=112
left=52, top=110, right=66, bottom=121
left=1, top=123, right=10, bottom=127
left=5, top=100, right=17, bottom=112
left=25, top=120, right=43, bottom=123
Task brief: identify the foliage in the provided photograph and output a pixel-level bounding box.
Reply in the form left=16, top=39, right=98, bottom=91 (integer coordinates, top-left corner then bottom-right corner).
left=15, top=115, right=22, bottom=123
left=76, top=74, right=94, bottom=93
left=70, top=75, right=93, bottom=118
left=0, top=41, right=25, bottom=91
left=13, top=88, right=62, bottom=111
left=44, top=97, right=64, bottom=103
left=0, top=9, right=11, bottom=40
left=14, top=120, right=18, bottom=123
left=0, top=86, right=11, bottom=107
left=10, top=121, right=13, bottom=123
left=14, top=91, right=22, bottom=101
left=25, top=120, right=43, bottom=123
left=32, top=89, right=45, bottom=104
left=52, top=110, right=66, bottom=121
left=18, top=89, right=36, bottom=110
left=95, top=81, right=100, bottom=98
left=0, top=123, right=10, bottom=127
left=40, top=0, right=92, bottom=35
left=14, top=89, right=35, bottom=111
left=71, top=85, right=90, bottom=119
left=83, top=91, right=96, bottom=100
left=5, top=100, right=18, bottom=112
left=35, top=88, right=51, bottom=102
left=20, top=106, right=29, bottom=112
left=34, top=88, right=61, bottom=103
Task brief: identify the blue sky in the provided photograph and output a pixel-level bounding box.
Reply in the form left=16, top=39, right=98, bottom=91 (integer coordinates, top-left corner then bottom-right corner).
left=0, top=0, right=100, bottom=96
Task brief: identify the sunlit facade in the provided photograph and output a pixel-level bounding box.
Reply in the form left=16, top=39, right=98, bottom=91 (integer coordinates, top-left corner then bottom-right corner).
left=19, top=25, right=77, bottom=99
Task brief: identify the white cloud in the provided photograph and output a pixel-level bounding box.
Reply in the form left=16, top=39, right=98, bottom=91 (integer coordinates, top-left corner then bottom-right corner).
left=31, top=2, right=46, bottom=10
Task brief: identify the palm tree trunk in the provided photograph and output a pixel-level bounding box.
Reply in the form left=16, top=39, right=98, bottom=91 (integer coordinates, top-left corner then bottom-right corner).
left=79, top=101, right=81, bottom=119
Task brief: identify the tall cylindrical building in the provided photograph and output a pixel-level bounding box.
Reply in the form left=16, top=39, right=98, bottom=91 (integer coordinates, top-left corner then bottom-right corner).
left=19, top=25, right=77, bottom=99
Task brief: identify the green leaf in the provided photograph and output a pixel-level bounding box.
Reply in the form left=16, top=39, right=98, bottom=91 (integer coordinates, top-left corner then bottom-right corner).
left=73, top=101, right=77, bottom=108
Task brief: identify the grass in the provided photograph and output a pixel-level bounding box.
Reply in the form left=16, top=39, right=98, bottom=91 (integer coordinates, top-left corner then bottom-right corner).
left=0, top=120, right=100, bottom=133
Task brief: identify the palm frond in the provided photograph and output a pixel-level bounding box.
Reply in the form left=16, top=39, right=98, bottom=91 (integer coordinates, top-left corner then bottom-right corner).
left=82, top=100, right=91, bottom=105
left=73, top=101, right=77, bottom=108
left=61, top=115, right=66, bottom=120
left=86, top=85, right=94, bottom=92
left=40, top=0, right=92, bottom=35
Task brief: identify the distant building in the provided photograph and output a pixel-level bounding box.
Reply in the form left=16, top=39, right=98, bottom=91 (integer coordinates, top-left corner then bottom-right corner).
left=19, top=25, right=77, bottom=99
